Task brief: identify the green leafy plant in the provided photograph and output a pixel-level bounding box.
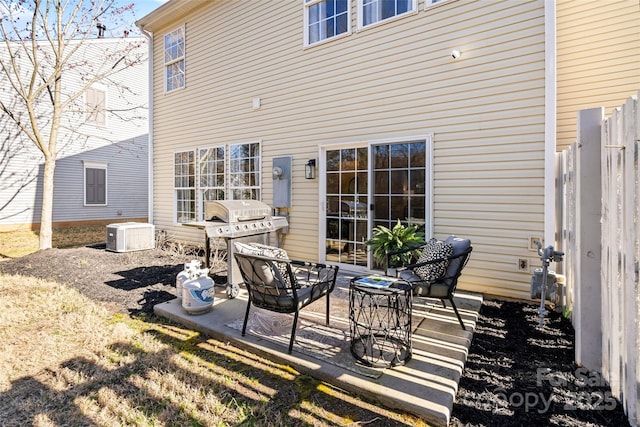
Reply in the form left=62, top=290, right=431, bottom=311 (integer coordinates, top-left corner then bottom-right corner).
left=366, top=220, right=425, bottom=270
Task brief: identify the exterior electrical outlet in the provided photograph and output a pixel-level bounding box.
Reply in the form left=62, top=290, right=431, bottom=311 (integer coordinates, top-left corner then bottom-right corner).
left=518, top=258, right=529, bottom=272
left=530, top=236, right=542, bottom=250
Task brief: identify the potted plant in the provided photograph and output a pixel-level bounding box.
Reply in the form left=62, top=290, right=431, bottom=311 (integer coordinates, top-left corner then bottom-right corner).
left=366, top=220, right=425, bottom=273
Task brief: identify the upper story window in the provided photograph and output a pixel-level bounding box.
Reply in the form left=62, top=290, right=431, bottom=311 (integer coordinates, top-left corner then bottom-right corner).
left=305, top=0, right=350, bottom=46
left=85, top=86, right=106, bottom=126
left=360, top=0, right=416, bottom=28
left=164, top=26, right=185, bottom=92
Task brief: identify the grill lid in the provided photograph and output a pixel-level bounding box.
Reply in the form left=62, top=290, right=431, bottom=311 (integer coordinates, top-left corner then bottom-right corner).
left=204, top=200, right=272, bottom=223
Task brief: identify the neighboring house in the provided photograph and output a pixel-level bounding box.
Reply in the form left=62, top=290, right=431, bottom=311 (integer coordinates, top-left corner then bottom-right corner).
left=0, top=38, right=149, bottom=231
left=136, top=0, right=640, bottom=300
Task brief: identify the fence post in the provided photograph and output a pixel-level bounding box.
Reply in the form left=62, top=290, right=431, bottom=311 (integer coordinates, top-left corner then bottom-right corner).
left=622, top=95, right=639, bottom=425
left=574, top=107, right=604, bottom=372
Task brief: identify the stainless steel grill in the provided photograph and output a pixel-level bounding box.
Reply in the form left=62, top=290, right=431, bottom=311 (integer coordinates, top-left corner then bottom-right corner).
left=203, top=200, right=288, bottom=238
left=185, top=200, right=288, bottom=298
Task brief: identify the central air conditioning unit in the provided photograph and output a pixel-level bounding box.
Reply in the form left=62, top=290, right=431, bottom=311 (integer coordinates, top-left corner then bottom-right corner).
left=106, top=222, right=155, bottom=253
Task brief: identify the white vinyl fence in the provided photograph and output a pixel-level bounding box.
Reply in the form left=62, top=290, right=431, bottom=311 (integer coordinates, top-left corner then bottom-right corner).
left=558, top=92, right=640, bottom=426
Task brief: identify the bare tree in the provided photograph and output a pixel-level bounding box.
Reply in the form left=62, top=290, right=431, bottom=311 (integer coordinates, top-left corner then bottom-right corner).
left=0, top=0, right=145, bottom=249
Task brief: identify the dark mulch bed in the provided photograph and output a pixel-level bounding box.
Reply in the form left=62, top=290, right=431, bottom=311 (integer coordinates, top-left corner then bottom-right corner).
left=0, top=244, right=194, bottom=317
left=0, top=246, right=631, bottom=426
left=451, top=300, right=630, bottom=427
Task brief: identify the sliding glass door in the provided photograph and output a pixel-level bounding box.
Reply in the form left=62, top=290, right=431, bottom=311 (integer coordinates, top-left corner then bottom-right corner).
left=325, top=147, right=369, bottom=268
left=323, top=138, right=430, bottom=271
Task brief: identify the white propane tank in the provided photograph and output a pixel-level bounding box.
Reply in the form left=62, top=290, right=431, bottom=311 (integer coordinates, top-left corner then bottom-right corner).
left=182, top=269, right=214, bottom=314
left=176, top=260, right=202, bottom=299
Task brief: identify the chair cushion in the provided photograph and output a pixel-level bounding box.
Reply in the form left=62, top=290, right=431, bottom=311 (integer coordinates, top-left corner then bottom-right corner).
left=414, top=238, right=453, bottom=282
left=443, top=236, right=471, bottom=282
left=235, top=242, right=292, bottom=288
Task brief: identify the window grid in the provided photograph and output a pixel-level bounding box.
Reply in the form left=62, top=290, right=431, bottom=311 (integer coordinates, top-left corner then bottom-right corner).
left=164, top=26, right=185, bottom=92
left=305, top=0, right=350, bottom=45
left=174, top=151, right=195, bottom=223
left=174, top=143, right=261, bottom=223
left=229, top=142, right=261, bottom=200
left=372, top=141, right=426, bottom=232
left=200, top=146, right=226, bottom=202
left=361, top=0, right=415, bottom=27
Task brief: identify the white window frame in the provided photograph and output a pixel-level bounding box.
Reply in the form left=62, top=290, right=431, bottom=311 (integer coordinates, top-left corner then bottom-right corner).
left=83, top=160, right=108, bottom=206
left=174, top=141, right=262, bottom=224
left=164, top=25, right=186, bottom=93
left=304, top=0, right=352, bottom=47
left=318, top=134, right=433, bottom=268
left=357, top=0, right=417, bottom=30
left=174, top=150, right=196, bottom=223
left=425, top=0, right=449, bottom=8
left=198, top=145, right=226, bottom=217
left=229, top=141, right=262, bottom=201
left=84, top=84, right=108, bottom=127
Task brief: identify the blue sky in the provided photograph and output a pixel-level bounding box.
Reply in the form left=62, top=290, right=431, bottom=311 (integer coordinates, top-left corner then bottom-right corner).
left=0, top=0, right=169, bottom=38
left=132, top=0, right=168, bottom=21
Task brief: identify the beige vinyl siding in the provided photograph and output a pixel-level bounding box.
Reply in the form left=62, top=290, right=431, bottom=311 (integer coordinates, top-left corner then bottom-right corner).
left=149, top=0, right=547, bottom=300
left=556, top=0, right=640, bottom=151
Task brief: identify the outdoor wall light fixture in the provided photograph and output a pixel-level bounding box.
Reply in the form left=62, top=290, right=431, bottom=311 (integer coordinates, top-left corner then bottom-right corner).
left=451, top=49, right=461, bottom=59
left=305, top=159, right=316, bottom=179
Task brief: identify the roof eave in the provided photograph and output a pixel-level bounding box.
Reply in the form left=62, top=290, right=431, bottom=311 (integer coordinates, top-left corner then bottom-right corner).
left=135, top=0, right=205, bottom=33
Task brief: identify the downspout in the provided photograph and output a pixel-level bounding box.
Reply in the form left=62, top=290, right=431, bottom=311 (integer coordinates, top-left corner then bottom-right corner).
left=544, top=0, right=556, bottom=246
left=139, top=25, right=154, bottom=224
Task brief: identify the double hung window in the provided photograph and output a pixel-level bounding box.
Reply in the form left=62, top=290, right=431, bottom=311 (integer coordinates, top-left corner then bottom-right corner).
left=174, top=142, right=261, bottom=223
left=164, top=26, right=185, bottom=92
left=229, top=142, right=261, bottom=200
left=360, top=0, right=416, bottom=28
left=305, top=0, right=350, bottom=45
left=200, top=147, right=226, bottom=202
left=174, top=151, right=195, bottom=223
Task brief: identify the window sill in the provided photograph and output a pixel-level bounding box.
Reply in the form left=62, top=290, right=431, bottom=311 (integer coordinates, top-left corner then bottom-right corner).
left=303, top=30, right=352, bottom=50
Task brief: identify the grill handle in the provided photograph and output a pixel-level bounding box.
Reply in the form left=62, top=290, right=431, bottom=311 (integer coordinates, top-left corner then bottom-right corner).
left=237, top=215, right=267, bottom=222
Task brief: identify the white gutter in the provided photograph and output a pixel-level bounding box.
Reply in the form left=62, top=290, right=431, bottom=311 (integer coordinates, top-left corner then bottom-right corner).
left=139, top=25, right=154, bottom=224
left=544, top=0, right=556, bottom=246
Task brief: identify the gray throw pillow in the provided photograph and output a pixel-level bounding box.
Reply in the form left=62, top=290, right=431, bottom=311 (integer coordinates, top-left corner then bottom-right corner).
left=235, top=242, right=291, bottom=287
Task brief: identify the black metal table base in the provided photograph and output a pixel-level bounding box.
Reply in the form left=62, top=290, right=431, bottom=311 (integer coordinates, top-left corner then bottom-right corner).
left=349, top=278, right=412, bottom=368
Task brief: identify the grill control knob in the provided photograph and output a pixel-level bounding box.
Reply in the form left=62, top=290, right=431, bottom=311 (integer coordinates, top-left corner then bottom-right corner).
left=235, top=225, right=240, bottom=231
left=217, top=227, right=224, bottom=234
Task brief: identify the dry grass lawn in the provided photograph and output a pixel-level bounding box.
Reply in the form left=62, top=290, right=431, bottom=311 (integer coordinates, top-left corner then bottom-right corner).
left=0, top=228, right=425, bottom=426
left=0, top=272, right=423, bottom=426
left=0, top=225, right=106, bottom=258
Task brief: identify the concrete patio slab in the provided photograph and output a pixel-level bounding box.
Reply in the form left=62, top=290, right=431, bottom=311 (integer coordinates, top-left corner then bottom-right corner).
left=154, top=273, right=482, bottom=426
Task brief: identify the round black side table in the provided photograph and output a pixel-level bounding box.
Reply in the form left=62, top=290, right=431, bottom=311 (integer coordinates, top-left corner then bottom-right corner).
left=349, top=277, right=413, bottom=367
